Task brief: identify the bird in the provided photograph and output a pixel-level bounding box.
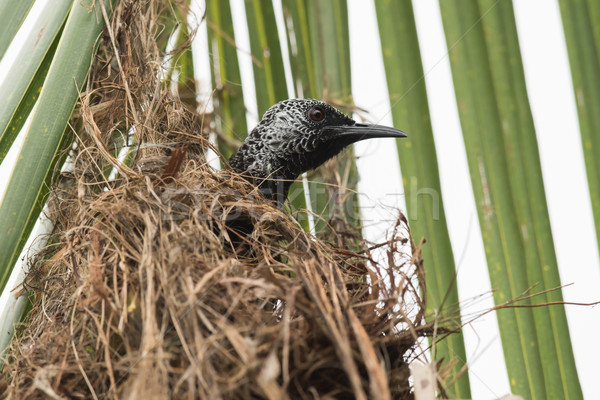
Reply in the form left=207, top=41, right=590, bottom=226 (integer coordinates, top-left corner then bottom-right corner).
left=229, top=99, right=407, bottom=204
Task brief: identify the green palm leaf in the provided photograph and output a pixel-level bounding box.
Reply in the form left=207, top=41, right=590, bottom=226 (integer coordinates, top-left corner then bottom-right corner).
left=375, top=1, right=471, bottom=396
left=0, top=0, right=117, bottom=292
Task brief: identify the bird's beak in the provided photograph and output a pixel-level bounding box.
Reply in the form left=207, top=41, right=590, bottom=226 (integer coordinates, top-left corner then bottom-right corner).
left=326, top=123, right=407, bottom=143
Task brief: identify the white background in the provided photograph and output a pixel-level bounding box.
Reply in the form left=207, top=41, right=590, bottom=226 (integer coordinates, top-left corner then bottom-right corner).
left=1, top=1, right=599, bottom=399
left=347, top=1, right=600, bottom=398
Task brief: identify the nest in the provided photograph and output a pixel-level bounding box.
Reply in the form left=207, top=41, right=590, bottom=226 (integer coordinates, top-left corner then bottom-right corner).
left=1, top=1, right=430, bottom=399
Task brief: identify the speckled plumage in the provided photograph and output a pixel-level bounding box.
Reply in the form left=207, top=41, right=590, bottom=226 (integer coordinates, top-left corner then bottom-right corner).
left=229, top=99, right=406, bottom=203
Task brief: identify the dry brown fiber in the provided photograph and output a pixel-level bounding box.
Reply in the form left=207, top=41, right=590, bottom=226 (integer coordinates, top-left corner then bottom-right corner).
left=1, top=1, right=428, bottom=398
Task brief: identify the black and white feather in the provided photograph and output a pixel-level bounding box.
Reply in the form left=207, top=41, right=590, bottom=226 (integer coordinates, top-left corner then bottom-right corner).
left=229, top=98, right=407, bottom=203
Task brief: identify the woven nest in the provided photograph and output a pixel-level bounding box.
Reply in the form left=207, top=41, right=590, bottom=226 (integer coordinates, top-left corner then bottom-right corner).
left=1, top=1, right=430, bottom=399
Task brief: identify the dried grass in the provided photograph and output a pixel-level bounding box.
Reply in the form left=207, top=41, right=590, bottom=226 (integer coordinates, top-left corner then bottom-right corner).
left=1, top=1, right=431, bottom=398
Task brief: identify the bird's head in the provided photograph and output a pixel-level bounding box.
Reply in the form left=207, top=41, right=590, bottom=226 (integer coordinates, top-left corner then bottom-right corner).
left=229, top=99, right=407, bottom=201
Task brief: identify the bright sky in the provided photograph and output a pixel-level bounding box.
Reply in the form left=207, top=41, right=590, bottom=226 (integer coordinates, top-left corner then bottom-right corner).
left=1, top=0, right=599, bottom=398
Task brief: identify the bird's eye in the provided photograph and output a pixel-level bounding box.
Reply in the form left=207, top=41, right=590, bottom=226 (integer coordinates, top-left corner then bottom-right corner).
left=309, top=107, right=325, bottom=122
